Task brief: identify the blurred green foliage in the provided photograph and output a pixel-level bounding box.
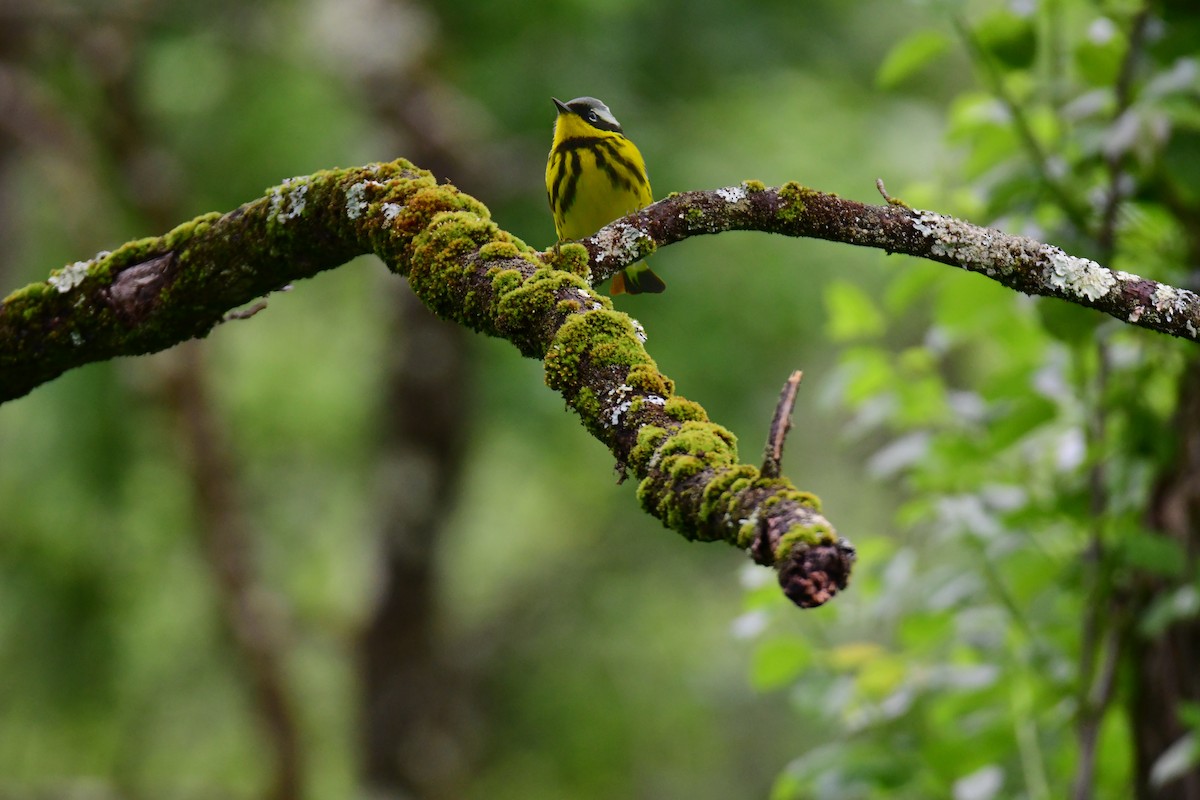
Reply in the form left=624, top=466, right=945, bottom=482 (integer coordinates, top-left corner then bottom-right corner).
left=745, top=2, right=1200, bottom=798
left=2, top=0, right=1197, bottom=798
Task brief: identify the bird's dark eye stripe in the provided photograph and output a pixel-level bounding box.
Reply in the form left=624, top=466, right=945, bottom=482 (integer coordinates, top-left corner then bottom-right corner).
left=569, top=105, right=622, bottom=133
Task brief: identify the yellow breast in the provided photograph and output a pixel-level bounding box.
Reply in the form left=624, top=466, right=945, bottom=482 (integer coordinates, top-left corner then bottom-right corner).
left=546, top=116, right=652, bottom=242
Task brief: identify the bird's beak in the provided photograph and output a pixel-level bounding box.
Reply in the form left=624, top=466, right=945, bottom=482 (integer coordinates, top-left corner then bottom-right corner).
left=553, top=97, right=571, bottom=115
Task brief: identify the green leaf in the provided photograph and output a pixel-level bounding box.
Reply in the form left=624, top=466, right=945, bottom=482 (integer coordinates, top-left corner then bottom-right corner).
left=1075, top=18, right=1125, bottom=87
left=1119, top=528, right=1188, bottom=579
left=1037, top=297, right=1101, bottom=346
left=750, top=636, right=813, bottom=691
left=885, top=260, right=944, bottom=314
left=1139, top=585, right=1200, bottom=637
left=974, top=10, right=1036, bottom=69
left=985, top=396, right=1057, bottom=453
left=840, top=347, right=897, bottom=405
left=898, top=610, right=954, bottom=651
left=1179, top=702, right=1200, bottom=732
left=825, top=280, right=885, bottom=341
left=1163, top=131, right=1200, bottom=206
left=877, top=30, right=951, bottom=89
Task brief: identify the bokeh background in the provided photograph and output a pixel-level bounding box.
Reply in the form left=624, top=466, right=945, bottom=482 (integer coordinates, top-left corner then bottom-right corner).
left=2, top=1, right=1198, bottom=798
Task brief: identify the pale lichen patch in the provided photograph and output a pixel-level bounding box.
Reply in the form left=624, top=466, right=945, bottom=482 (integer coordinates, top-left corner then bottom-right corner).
left=592, top=221, right=649, bottom=266
left=912, top=210, right=1006, bottom=274
left=717, top=185, right=747, bottom=204
left=345, top=179, right=384, bottom=220
left=603, top=384, right=666, bottom=427
left=269, top=177, right=309, bottom=222
left=572, top=287, right=602, bottom=311
left=629, top=317, right=647, bottom=343
left=605, top=383, right=635, bottom=427
left=1044, top=247, right=1116, bottom=301
left=48, top=260, right=91, bottom=293
left=382, top=202, right=403, bottom=223
left=913, top=210, right=1119, bottom=300
left=1151, top=283, right=1194, bottom=321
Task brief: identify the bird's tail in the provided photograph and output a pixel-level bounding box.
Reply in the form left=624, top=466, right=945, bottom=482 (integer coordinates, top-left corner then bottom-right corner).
left=611, top=261, right=666, bottom=295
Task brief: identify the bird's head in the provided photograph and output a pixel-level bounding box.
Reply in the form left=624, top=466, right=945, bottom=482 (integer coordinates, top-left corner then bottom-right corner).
left=552, top=96, right=624, bottom=136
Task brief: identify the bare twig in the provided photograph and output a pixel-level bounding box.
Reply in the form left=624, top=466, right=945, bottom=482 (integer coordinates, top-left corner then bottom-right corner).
left=223, top=300, right=269, bottom=322
left=875, top=178, right=907, bottom=207
left=762, top=370, right=803, bottom=479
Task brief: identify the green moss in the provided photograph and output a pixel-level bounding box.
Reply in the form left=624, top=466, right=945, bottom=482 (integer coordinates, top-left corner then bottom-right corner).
left=632, top=423, right=745, bottom=539
left=497, top=269, right=593, bottom=355
left=625, top=363, right=672, bottom=397
left=664, top=453, right=706, bottom=481
left=777, top=181, right=812, bottom=223
left=685, top=206, right=706, bottom=226
left=479, top=240, right=521, bottom=261
left=658, top=422, right=737, bottom=465
left=3, top=281, right=52, bottom=306
left=664, top=396, right=709, bottom=423
left=574, top=385, right=601, bottom=419
left=774, top=521, right=835, bottom=563
left=695, top=466, right=759, bottom=540
left=749, top=477, right=822, bottom=512
left=506, top=234, right=533, bottom=252
left=624, top=396, right=655, bottom=416
left=490, top=268, right=524, bottom=296
left=792, top=490, right=821, bottom=510
left=736, top=512, right=761, bottom=549
left=544, top=310, right=652, bottom=395
left=414, top=186, right=489, bottom=221
left=742, top=179, right=767, bottom=193
left=556, top=299, right=583, bottom=314
left=543, top=242, right=591, bottom=279
left=629, top=424, right=670, bottom=469
left=407, top=211, right=501, bottom=324
left=103, top=236, right=168, bottom=273
left=418, top=233, right=472, bottom=285
left=383, top=185, right=487, bottom=247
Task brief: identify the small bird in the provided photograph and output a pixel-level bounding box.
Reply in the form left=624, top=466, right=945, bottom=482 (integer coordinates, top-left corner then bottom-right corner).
left=546, top=96, right=666, bottom=295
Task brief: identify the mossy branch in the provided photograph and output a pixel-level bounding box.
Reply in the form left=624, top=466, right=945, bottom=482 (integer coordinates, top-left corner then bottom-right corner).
left=7, top=159, right=1186, bottom=606
left=0, top=160, right=853, bottom=609
left=580, top=182, right=1200, bottom=343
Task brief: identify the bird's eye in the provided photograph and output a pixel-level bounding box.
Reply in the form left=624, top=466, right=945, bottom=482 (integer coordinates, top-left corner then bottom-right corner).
left=586, top=111, right=598, bottom=122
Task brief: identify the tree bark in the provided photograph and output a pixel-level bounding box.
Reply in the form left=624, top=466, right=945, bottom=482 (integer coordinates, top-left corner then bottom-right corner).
left=1138, top=357, right=1200, bottom=800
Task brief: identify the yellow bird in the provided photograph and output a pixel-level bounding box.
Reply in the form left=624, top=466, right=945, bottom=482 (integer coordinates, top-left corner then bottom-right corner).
left=546, top=96, right=666, bottom=295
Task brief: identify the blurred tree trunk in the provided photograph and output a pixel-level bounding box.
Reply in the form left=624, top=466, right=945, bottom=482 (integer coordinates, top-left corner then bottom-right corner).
left=1137, top=353, right=1200, bottom=800
left=163, top=342, right=303, bottom=800
left=79, top=16, right=307, bottom=798
left=360, top=286, right=473, bottom=799
left=353, top=16, right=517, bottom=790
